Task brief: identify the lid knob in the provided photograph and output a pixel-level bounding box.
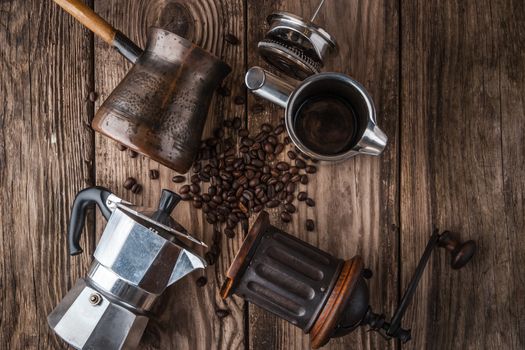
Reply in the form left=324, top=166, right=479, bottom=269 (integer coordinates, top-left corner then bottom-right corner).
left=157, top=190, right=181, bottom=215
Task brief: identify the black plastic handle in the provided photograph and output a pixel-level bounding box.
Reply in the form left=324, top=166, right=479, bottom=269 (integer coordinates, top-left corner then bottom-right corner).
left=68, top=186, right=113, bottom=256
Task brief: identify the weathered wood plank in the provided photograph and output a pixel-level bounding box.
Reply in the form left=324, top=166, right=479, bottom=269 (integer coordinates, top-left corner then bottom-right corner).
left=246, top=0, right=400, bottom=349
left=0, top=0, right=95, bottom=349
left=400, top=0, right=525, bottom=349
left=93, top=1, right=246, bottom=349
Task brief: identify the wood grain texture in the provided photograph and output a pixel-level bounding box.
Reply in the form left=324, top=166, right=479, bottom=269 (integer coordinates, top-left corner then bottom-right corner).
left=0, top=0, right=95, bottom=348
left=246, top=1, right=400, bottom=349
left=92, top=1, right=246, bottom=349
left=400, top=0, right=525, bottom=349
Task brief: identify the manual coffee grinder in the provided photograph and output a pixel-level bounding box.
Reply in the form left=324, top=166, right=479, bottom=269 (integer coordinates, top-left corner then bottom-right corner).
left=48, top=187, right=207, bottom=349
left=221, top=212, right=476, bottom=348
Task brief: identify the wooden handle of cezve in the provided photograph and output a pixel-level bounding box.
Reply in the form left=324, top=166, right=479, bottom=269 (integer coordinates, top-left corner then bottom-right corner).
left=53, top=0, right=143, bottom=63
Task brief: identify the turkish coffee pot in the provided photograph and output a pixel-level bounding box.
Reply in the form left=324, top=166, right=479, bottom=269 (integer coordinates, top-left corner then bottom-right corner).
left=48, top=187, right=207, bottom=349
left=247, top=1, right=387, bottom=161
left=221, top=212, right=476, bottom=348
left=54, top=0, right=231, bottom=173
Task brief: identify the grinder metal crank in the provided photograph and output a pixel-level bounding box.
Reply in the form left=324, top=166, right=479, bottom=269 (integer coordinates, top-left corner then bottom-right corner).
left=221, top=212, right=476, bottom=348
left=48, top=187, right=207, bottom=349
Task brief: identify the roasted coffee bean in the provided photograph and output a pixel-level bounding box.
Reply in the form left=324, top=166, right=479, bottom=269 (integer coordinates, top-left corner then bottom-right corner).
left=213, top=195, right=223, bottom=204
left=284, top=136, right=291, bottom=144
left=196, top=276, right=208, bottom=287
left=202, top=194, right=211, bottom=202
left=224, top=33, right=240, bottom=45
left=261, top=123, right=273, bottom=133
left=306, top=219, right=315, bottom=231
left=276, top=162, right=290, bottom=171
left=191, top=174, right=200, bottom=184
left=301, top=175, right=309, bottom=184
left=274, top=143, right=284, bottom=155
left=213, top=127, right=225, bottom=138
left=287, top=151, right=297, bottom=160
left=217, top=86, right=231, bottom=97
left=205, top=252, right=217, bottom=265
left=128, top=149, right=138, bottom=158
left=199, top=173, right=211, bottom=182
left=291, top=174, right=301, bottom=183
left=117, top=143, right=127, bottom=151
left=286, top=182, right=296, bottom=193
left=123, top=177, right=136, bottom=190
left=234, top=95, right=245, bottom=105
left=306, top=198, right=316, bottom=207
left=251, top=159, right=264, bottom=168
left=279, top=191, right=287, bottom=200
left=179, top=185, right=191, bottom=194
left=281, top=173, right=291, bottom=183
left=289, top=166, right=299, bottom=175
left=274, top=124, right=285, bottom=135
left=284, top=203, right=296, bottom=213
left=206, top=213, right=217, bottom=224
left=224, top=228, right=236, bottom=238
left=298, top=192, right=308, bottom=201
left=295, top=159, right=306, bottom=169
left=171, top=175, right=186, bottom=183
left=267, top=135, right=278, bottom=145
left=215, top=309, right=230, bottom=319
left=233, top=117, right=242, bottom=129
left=286, top=194, right=295, bottom=203
left=190, top=184, right=201, bottom=194
left=252, top=104, right=265, bottom=114
left=267, top=200, right=280, bottom=208
left=275, top=182, right=285, bottom=192
left=241, top=137, right=254, bottom=147
left=193, top=201, right=203, bottom=209
left=181, top=193, right=192, bottom=201
left=280, top=212, right=292, bottom=223
left=306, top=165, right=317, bottom=174
left=264, top=143, right=274, bottom=154
left=239, top=128, right=249, bottom=137
left=257, top=149, right=266, bottom=161
left=131, top=183, right=142, bottom=194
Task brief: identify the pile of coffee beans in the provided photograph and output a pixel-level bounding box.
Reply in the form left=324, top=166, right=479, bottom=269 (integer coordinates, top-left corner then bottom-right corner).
left=173, top=117, right=318, bottom=249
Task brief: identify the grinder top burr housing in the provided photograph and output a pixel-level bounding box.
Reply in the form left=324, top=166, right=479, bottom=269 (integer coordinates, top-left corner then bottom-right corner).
left=48, top=187, right=207, bottom=350
left=221, top=212, right=476, bottom=349
left=258, top=0, right=337, bottom=80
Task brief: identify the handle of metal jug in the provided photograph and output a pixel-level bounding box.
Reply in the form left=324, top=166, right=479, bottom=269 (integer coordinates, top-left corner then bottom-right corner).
left=67, top=186, right=114, bottom=256
left=245, top=67, right=298, bottom=108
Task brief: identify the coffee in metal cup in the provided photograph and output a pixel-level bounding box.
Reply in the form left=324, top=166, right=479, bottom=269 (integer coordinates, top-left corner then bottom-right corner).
left=245, top=67, right=387, bottom=161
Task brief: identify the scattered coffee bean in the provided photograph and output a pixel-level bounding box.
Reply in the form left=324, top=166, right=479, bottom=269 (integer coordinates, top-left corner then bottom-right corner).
left=298, top=192, right=308, bottom=201
left=88, top=91, right=98, bottom=102
left=131, top=183, right=142, bottom=194
left=149, top=169, right=160, bottom=180
left=172, top=175, right=186, bottom=183
left=123, top=177, right=136, bottom=190
left=306, top=219, right=315, bottom=231
left=224, top=33, right=240, bottom=45
left=128, top=149, right=138, bottom=158
left=232, top=117, right=242, bottom=129
left=215, top=309, right=230, bottom=319
left=305, top=165, right=317, bottom=174
left=205, top=251, right=217, bottom=265
left=287, top=151, right=297, bottom=160
left=179, top=185, right=191, bottom=194
left=280, top=212, right=292, bottom=223
left=306, top=198, right=316, bottom=207
left=196, top=276, right=207, bottom=287
left=224, top=228, right=236, bottom=238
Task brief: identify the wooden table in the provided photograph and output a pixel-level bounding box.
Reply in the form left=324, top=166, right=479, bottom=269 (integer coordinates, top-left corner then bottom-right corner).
left=1, top=0, right=523, bottom=349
